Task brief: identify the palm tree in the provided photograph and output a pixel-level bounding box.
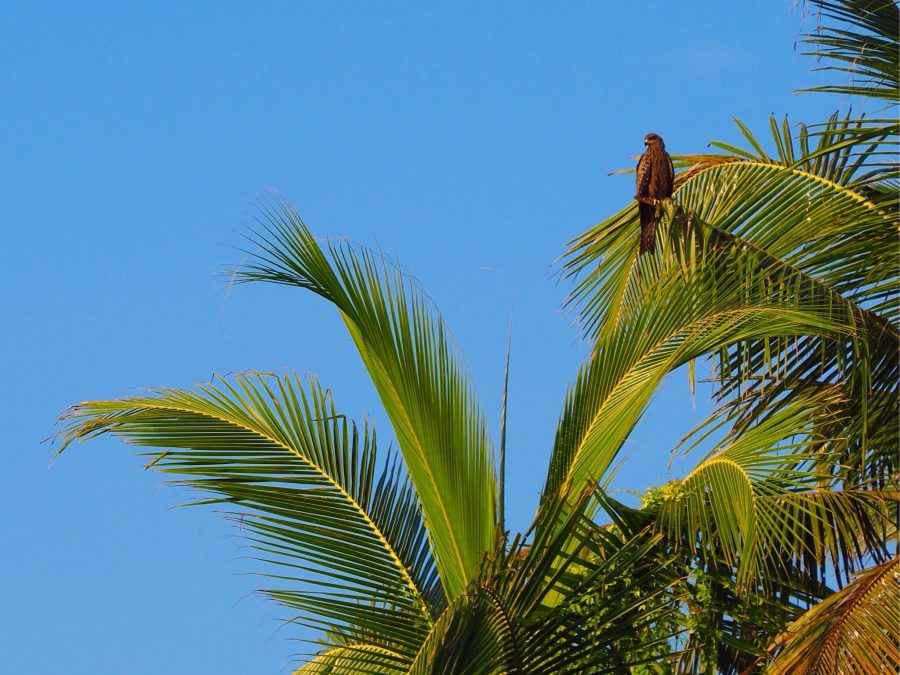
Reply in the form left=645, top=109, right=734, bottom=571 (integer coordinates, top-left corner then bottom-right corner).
left=57, top=0, right=897, bottom=671
left=561, top=0, right=898, bottom=670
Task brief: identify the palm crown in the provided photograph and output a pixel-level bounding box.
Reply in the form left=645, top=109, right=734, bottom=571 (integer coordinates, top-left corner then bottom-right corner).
left=57, top=1, right=898, bottom=672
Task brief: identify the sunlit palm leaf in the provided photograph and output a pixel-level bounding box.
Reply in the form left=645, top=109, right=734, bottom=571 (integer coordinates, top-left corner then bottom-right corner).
left=547, top=205, right=863, bottom=509
left=670, top=119, right=899, bottom=490
left=766, top=554, right=900, bottom=674
left=292, top=644, right=406, bottom=674
left=565, top=119, right=897, bottom=334
left=563, top=126, right=898, bottom=491
left=56, top=372, right=437, bottom=662
left=680, top=125, right=898, bottom=319
left=238, top=199, right=497, bottom=600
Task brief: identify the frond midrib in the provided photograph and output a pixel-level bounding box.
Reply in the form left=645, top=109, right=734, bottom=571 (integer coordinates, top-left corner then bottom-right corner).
left=677, top=158, right=891, bottom=217
left=559, top=303, right=821, bottom=495
left=787, top=556, right=899, bottom=673
left=341, top=309, right=474, bottom=598
left=102, top=396, right=435, bottom=624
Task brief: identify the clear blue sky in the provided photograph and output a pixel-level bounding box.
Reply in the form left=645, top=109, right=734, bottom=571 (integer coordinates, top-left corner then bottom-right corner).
left=3, top=2, right=847, bottom=672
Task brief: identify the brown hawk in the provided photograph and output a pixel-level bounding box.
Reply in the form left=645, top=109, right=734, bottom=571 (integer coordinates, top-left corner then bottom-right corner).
left=635, top=132, right=674, bottom=255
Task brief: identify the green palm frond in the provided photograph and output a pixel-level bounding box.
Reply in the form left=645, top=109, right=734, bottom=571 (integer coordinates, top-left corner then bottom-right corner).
left=293, top=644, right=406, bottom=674
left=407, top=584, right=514, bottom=675
left=699, top=111, right=898, bottom=191
left=800, top=0, right=899, bottom=103
left=515, top=533, right=680, bottom=673
left=670, top=570, right=818, bottom=674
left=766, top=554, right=900, bottom=674
left=565, top=119, right=897, bottom=335
left=676, top=133, right=898, bottom=317
left=627, top=486, right=831, bottom=674
left=547, top=204, right=865, bottom=509
left=669, top=122, right=898, bottom=489
left=563, top=130, right=898, bottom=491
left=411, top=486, right=683, bottom=674
left=238, top=199, right=497, bottom=600
left=655, top=391, right=895, bottom=590
left=57, top=372, right=438, bottom=662
left=510, top=489, right=682, bottom=673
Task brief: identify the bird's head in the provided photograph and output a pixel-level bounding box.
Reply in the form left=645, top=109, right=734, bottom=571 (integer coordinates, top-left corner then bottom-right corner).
left=643, top=133, right=664, bottom=147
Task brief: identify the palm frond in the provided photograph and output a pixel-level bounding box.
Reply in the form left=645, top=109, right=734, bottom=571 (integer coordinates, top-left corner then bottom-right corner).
left=56, top=372, right=438, bottom=662
left=702, top=112, right=898, bottom=189
left=567, top=121, right=897, bottom=332
left=547, top=204, right=865, bottom=509
left=668, top=129, right=898, bottom=489
left=237, top=199, right=497, bottom=600
left=678, top=134, right=898, bottom=316
left=563, top=129, right=898, bottom=491
left=799, top=0, right=900, bottom=104
left=293, top=644, right=406, bottom=674
left=411, top=486, right=684, bottom=674
left=766, top=554, right=900, bottom=674
left=655, top=390, right=895, bottom=590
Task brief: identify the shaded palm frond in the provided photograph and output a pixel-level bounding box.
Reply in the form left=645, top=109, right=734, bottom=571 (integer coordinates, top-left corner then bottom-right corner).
left=616, top=486, right=834, bottom=674
left=511, top=489, right=683, bottom=673
left=56, top=372, right=438, bottom=662
left=670, top=569, right=822, bottom=675
left=655, top=391, right=895, bottom=590
left=411, top=486, right=684, bottom=674
left=766, top=554, right=900, bottom=674
left=237, top=199, right=497, bottom=600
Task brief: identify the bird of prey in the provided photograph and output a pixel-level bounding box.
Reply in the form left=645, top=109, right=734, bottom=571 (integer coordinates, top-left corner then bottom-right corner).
left=635, top=132, right=674, bottom=255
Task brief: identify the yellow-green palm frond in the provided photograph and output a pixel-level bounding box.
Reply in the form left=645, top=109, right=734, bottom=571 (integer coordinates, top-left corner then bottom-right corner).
left=57, top=372, right=438, bottom=664
left=548, top=205, right=866, bottom=512
left=766, top=554, right=900, bottom=674
left=292, top=644, right=405, bottom=674
left=238, top=199, right=497, bottom=600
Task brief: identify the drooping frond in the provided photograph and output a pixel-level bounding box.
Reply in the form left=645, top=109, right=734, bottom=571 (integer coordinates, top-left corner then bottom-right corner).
left=237, top=199, right=497, bottom=600
left=563, top=125, right=899, bottom=491
left=57, top=372, right=438, bottom=663
left=655, top=391, right=895, bottom=590
left=669, top=120, right=899, bottom=490
left=680, top=128, right=898, bottom=320
left=766, top=554, right=900, bottom=674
